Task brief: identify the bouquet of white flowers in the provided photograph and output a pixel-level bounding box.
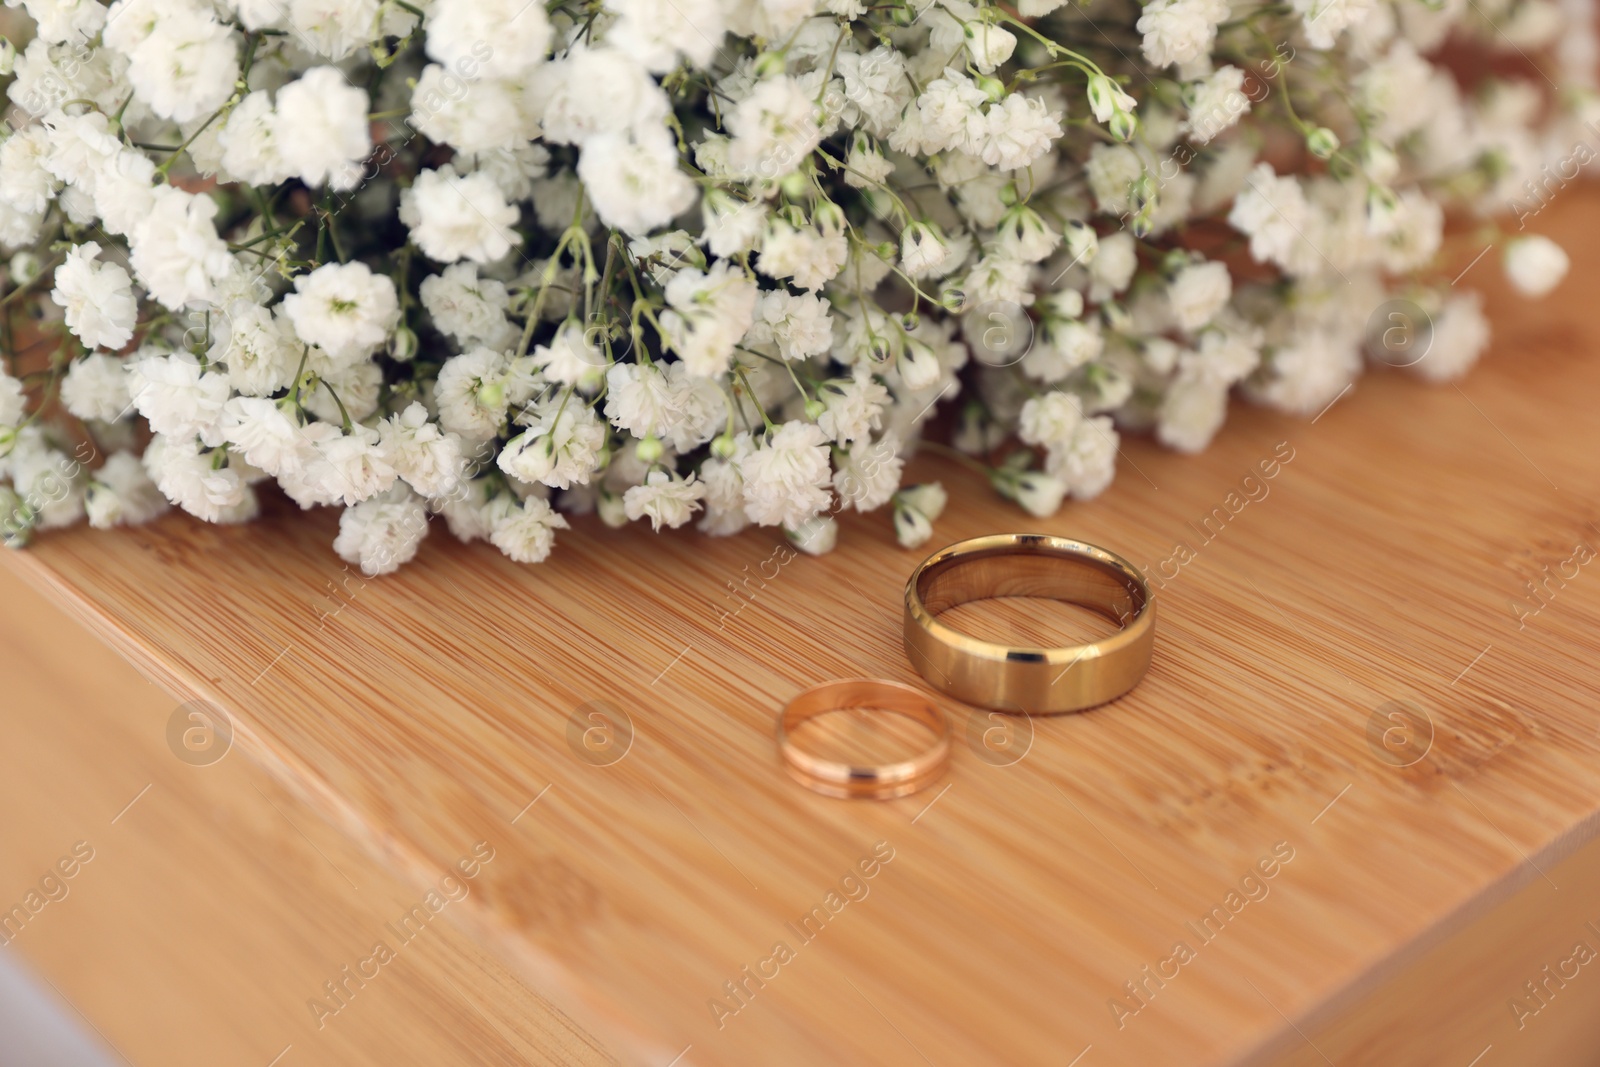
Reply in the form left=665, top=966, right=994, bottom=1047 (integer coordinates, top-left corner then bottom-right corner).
left=0, top=0, right=1587, bottom=574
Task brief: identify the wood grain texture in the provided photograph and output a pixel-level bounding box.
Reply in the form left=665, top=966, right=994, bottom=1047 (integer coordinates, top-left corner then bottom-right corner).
left=5, top=192, right=1600, bottom=1066
left=0, top=561, right=617, bottom=1067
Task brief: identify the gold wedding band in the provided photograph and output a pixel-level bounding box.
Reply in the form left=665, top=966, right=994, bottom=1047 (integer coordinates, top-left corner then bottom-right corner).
left=777, top=679, right=952, bottom=800
left=903, top=534, right=1155, bottom=714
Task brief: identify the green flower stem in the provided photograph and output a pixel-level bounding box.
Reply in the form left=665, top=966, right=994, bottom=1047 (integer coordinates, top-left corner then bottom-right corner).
left=734, top=366, right=776, bottom=431
left=156, top=104, right=230, bottom=178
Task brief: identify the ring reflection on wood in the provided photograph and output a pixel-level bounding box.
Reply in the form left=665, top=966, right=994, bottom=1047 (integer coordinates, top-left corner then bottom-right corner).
left=903, top=534, right=1156, bottom=714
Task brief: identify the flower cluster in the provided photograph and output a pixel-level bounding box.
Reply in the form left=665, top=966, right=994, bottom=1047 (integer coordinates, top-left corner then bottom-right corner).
left=0, top=0, right=1586, bottom=572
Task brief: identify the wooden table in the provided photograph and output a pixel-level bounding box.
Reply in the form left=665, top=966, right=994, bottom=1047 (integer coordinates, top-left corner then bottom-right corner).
left=4, top=193, right=1600, bottom=1067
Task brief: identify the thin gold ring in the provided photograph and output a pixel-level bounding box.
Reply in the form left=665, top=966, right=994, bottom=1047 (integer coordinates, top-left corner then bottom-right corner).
left=777, top=679, right=951, bottom=800
left=903, top=534, right=1155, bottom=714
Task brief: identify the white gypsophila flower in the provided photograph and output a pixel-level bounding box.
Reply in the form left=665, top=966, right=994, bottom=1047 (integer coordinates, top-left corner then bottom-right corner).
left=410, top=67, right=537, bottom=154
left=9, top=0, right=106, bottom=43
left=1156, top=372, right=1229, bottom=453
left=1250, top=329, right=1361, bottom=414
left=143, top=433, right=253, bottom=523
left=1379, top=193, right=1442, bottom=274
left=1188, top=317, right=1262, bottom=385
left=1085, top=143, right=1146, bottom=217
left=274, top=66, right=371, bottom=190
left=6, top=429, right=82, bottom=528
left=1183, top=66, right=1250, bottom=143
left=607, top=0, right=725, bottom=73
left=963, top=252, right=1034, bottom=308
left=419, top=262, right=517, bottom=351
left=1002, top=471, right=1064, bottom=518
left=893, top=481, right=947, bottom=546
left=702, top=191, right=769, bottom=258
left=1411, top=292, right=1490, bottom=384
left=697, top=433, right=753, bottom=536
left=129, top=186, right=231, bottom=311
left=1046, top=416, right=1119, bottom=499
left=10, top=36, right=121, bottom=121
left=61, top=352, right=131, bottom=422
left=1023, top=317, right=1104, bottom=383
left=498, top=399, right=606, bottom=489
left=1293, top=0, right=1375, bottom=50
left=1137, top=0, right=1229, bottom=68
left=379, top=403, right=466, bottom=498
left=912, top=69, right=990, bottom=156
left=892, top=496, right=932, bottom=547
left=116, top=4, right=239, bottom=123
left=1503, top=236, right=1569, bottom=298
left=435, top=347, right=513, bottom=442
left=455, top=143, right=551, bottom=203
left=287, top=0, right=409, bottom=60
left=1168, top=260, right=1232, bottom=333
left=426, top=0, right=551, bottom=80
left=817, top=368, right=889, bottom=443
left=85, top=450, right=168, bottom=529
left=401, top=165, right=522, bottom=264
left=127, top=349, right=230, bottom=446
left=1086, top=73, right=1137, bottom=125
left=659, top=260, right=758, bottom=377
left=1143, top=337, right=1182, bottom=376
left=0, top=196, right=46, bottom=251
left=51, top=241, right=137, bottom=351
left=757, top=216, right=848, bottom=291
left=334, top=486, right=429, bottom=576
left=745, top=290, right=833, bottom=362
left=963, top=19, right=1017, bottom=74
left=727, top=76, right=823, bottom=181
left=833, top=434, right=902, bottom=512
left=531, top=321, right=607, bottom=393
left=0, top=372, right=24, bottom=428
left=995, top=206, right=1061, bottom=264
left=786, top=513, right=837, bottom=555
left=210, top=303, right=302, bottom=397
left=304, top=358, right=382, bottom=424
left=900, top=221, right=956, bottom=279
left=0, top=125, right=60, bottom=215
left=220, top=395, right=301, bottom=476
left=41, top=110, right=118, bottom=193
left=487, top=494, right=569, bottom=564
left=281, top=261, right=401, bottom=367
left=738, top=420, right=832, bottom=528
left=88, top=144, right=152, bottom=230
left=1228, top=165, right=1310, bottom=271
left=1358, top=42, right=1435, bottom=143
left=218, top=91, right=290, bottom=186
left=839, top=47, right=910, bottom=133
left=896, top=341, right=942, bottom=392
left=435, top=476, right=496, bottom=543
left=58, top=182, right=94, bottom=225
left=577, top=128, right=697, bottom=237
left=535, top=46, right=669, bottom=146
left=1019, top=390, right=1085, bottom=450
left=603, top=360, right=723, bottom=452
left=273, top=421, right=342, bottom=507
left=981, top=94, right=1062, bottom=172
left=623, top=470, right=705, bottom=530
left=317, top=424, right=397, bottom=506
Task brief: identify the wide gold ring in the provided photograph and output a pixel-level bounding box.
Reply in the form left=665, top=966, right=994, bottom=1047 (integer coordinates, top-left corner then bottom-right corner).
left=777, top=679, right=952, bottom=800
left=903, top=534, right=1155, bottom=714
